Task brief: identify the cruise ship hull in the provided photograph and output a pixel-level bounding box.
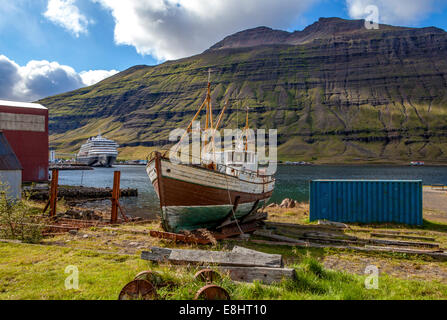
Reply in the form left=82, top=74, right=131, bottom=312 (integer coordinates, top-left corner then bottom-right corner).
left=78, top=155, right=116, bottom=167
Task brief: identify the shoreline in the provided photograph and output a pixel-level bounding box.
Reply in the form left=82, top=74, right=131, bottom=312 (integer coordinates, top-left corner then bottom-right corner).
left=278, top=163, right=447, bottom=167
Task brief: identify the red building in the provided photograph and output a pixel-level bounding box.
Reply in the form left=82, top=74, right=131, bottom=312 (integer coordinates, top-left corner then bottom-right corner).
left=0, top=100, right=49, bottom=183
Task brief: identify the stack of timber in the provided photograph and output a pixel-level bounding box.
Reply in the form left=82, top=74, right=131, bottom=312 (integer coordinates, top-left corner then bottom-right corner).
left=255, top=222, right=447, bottom=261
left=148, top=211, right=268, bottom=244
left=141, top=246, right=295, bottom=284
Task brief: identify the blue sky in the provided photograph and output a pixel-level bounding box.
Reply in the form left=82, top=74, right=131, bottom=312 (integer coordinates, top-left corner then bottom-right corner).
left=1, top=0, right=447, bottom=101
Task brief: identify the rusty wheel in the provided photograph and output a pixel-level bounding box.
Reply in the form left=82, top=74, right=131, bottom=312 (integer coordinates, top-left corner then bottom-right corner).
left=194, top=269, right=221, bottom=284
left=194, top=284, right=230, bottom=300
left=118, top=279, right=158, bottom=300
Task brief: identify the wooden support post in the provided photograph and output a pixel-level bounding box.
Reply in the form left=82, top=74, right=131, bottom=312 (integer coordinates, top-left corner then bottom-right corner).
left=49, top=169, right=59, bottom=217
left=111, top=171, right=121, bottom=224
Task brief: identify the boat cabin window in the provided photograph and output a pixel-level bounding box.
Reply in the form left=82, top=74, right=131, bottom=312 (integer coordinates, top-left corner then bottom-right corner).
left=226, top=151, right=255, bottom=164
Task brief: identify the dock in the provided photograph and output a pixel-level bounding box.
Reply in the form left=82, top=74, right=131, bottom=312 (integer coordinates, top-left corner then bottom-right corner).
left=26, top=185, right=138, bottom=201
left=49, top=163, right=93, bottom=171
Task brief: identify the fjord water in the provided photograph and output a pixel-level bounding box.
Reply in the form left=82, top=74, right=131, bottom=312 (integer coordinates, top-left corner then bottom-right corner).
left=58, top=165, right=447, bottom=218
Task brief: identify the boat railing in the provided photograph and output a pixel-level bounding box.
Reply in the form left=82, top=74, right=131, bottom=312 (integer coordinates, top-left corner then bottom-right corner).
left=147, top=150, right=275, bottom=180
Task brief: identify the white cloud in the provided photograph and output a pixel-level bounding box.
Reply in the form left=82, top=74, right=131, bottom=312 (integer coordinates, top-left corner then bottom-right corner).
left=80, top=69, right=119, bottom=86
left=0, top=55, right=118, bottom=102
left=44, top=0, right=90, bottom=37
left=93, top=0, right=319, bottom=61
left=346, top=0, right=440, bottom=25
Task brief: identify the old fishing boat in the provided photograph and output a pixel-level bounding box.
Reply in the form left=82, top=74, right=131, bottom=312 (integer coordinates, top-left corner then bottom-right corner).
left=146, top=80, right=275, bottom=232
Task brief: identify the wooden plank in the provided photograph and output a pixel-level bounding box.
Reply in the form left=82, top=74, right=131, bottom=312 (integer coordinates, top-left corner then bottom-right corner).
left=231, top=246, right=283, bottom=267
left=370, top=233, right=436, bottom=242
left=253, top=230, right=308, bottom=245
left=141, top=246, right=283, bottom=268
left=168, top=248, right=282, bottom=268
left=366, top=238, right=439, bottom=249
left=141, top=247, right=172, bottom=261
left=213, top=266, right=296, bottom=284
left=49, top=169, right=59, bottom=217
left=241, top=211, right=268, bottom=224
left=353, top=228, right=434, bottom=236
left=265, top=221, right=345, bottom=231
left=111, top=171, right=120, bottom=224
left=272, top=226, right=357, bottom=240
left=249, top=240, right=447, bottom=261
left=217, top=221, right=261, bottom=238
left=263, top=228, right=439, bottom=249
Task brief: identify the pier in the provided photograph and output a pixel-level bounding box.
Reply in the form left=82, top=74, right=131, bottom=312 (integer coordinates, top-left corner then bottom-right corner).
left=49, top=163, right=93, bottom=171
left=26, top=185, right=138, bottom=201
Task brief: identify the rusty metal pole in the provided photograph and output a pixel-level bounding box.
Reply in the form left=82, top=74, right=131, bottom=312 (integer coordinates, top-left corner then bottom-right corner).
left=111, top=171, right=121, bottom=224
left=50, top=169, right=59, bottom=218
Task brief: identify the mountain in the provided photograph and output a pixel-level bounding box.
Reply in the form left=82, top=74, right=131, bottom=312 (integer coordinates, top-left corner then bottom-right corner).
left=40, top=17, right=447, bottom=163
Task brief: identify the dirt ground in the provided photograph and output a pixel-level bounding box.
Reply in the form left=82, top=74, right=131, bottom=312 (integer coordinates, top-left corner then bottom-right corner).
left=423, top=187, right=447, bottom=224
left=323, top=253, right=447, bottom=283
left=264, top=201, right=447, bottom=284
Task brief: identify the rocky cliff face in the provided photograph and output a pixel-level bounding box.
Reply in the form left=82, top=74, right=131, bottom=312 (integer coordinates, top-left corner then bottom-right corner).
left=40, top=18, right=447, bottom=163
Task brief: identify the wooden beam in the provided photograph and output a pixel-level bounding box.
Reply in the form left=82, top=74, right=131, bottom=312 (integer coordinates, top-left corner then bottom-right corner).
left=111, top=171, right=120, bottom=224
left=263, top=228, right=440, bottom=249
left=49, top=169, right=59, bottom=217
left=253, top=230, right=308, bottom=246
left=265, top=221, right=345, bottom=231
left=141, top=246, right=283, bottom=268
left=249, top=240, right=447, bottom=261
left=212, top=266, right=296, bottom=284
left=371, top=233, right=436, bottom=242
left=366, top=238, right=439, bottom=249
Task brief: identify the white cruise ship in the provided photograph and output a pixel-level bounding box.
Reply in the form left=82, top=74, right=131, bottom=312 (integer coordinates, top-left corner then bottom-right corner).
left=77, top=134, right=119, bottom=167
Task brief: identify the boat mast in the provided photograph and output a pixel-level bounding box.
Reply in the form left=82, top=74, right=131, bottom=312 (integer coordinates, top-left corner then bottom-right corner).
left=169, top=69, right=214, bottom=159
left=206, top=69, right=217, bottom=166
left=244, top=106, right=249, bottom=151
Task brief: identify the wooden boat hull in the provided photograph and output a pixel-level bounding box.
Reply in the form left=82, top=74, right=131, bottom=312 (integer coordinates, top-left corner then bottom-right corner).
left=146, top=154, right=274, bottom=232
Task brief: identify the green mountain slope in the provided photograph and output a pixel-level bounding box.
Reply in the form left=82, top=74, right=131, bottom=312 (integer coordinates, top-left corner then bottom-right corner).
left=40, top=18, right=447, bottom=163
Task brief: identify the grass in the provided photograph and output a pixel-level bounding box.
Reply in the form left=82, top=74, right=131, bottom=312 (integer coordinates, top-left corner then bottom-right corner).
left=0, top=242, right=145, bottom=300
left=1, top=242, right=447, bottom=300
left=1, top=199, right=447, bottom=300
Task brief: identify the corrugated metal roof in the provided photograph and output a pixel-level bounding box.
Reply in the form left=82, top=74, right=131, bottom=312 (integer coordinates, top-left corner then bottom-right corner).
left=0, top=100, right=47, bottom=110
left=0, top=132, right=22, bottom=170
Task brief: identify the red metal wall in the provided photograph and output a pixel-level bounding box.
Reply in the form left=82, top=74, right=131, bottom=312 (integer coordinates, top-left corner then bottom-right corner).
left=0, top=105, right=49, bottom=182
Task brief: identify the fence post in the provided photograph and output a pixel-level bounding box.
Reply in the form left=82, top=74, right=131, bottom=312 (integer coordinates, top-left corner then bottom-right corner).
left=50, top=169, right=59, bottom=217
left=111, top=171, right=121, bottom=224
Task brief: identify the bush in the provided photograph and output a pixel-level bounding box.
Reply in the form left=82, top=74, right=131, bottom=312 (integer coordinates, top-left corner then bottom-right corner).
left=0, top=192, right=44, bottom=244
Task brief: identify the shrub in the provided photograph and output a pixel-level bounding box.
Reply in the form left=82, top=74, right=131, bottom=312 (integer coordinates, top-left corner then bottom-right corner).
left=0, top=192, right=44, bottom=244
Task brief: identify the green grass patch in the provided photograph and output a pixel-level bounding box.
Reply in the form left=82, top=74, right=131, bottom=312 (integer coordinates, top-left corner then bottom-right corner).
left=1, top=242, right=446, bottom=300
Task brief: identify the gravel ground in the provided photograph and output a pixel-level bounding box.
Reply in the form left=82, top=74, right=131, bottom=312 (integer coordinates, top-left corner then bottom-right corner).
left=323, top=253, right=447, bottom=283
left=424, top=188, right=447, bottom=223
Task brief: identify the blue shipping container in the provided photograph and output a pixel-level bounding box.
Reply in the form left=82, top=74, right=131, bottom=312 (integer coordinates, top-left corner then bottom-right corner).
left=310, top=180, right=423, bottom=225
